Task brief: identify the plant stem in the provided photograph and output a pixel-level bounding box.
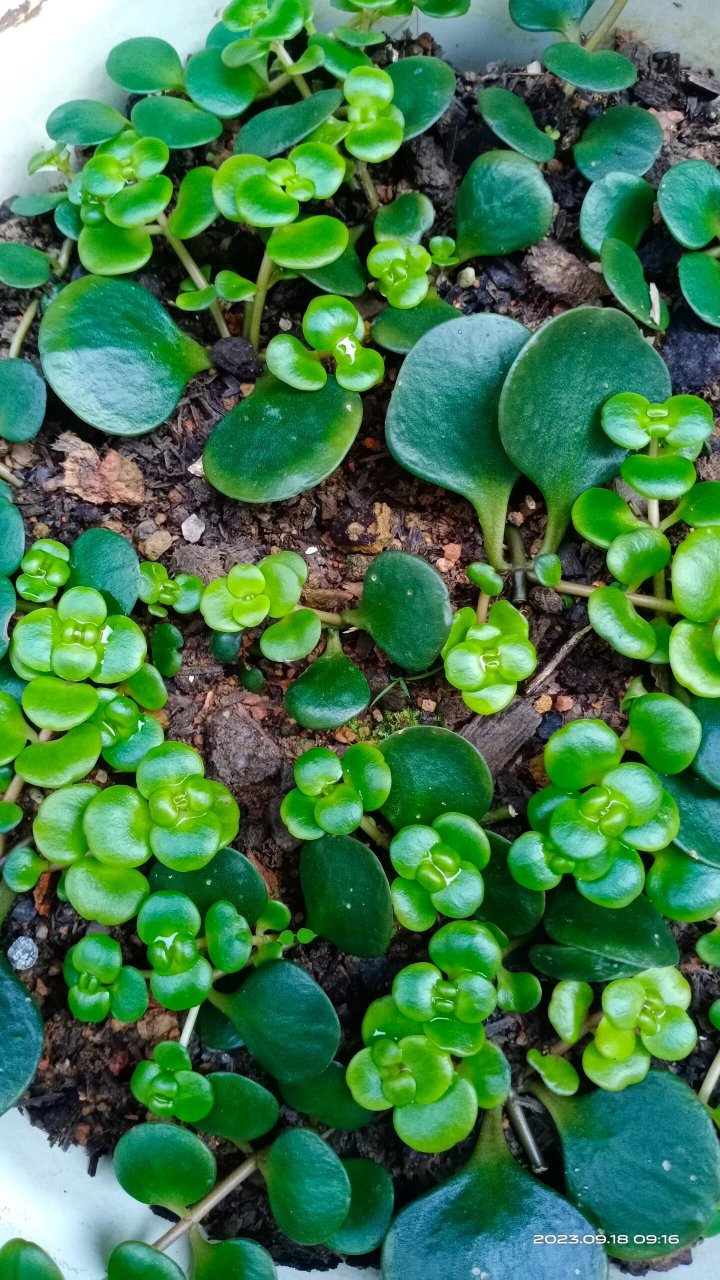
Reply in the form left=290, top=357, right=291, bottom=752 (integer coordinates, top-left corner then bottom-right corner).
left=0, top=461, right=22, bottom=489
left=483, top=804, right=517, bottom=825
left=257, top=72, right=292, bottom=100
left=699, top=1046, right=720, bottom=1106
left=157, top=213, right=230, bottom=340
left=644, top=440, right=669, bottom=602
left=8, top=299, right=40, bottom=360
left=152, top=1153, right=261, bottom=1252
left=179, top=1004, right=202, bottom=1048
left=505, top=1093, right=547, bottom=1174
left=359, top=813, right=391, bottom=849
left=248, top=251, right=276, bottom=351
left=526, top=571, right=679, bottom=615
left=476, top=592, right=490, bottom=624
left=311, top=607, right=344, bottom=627
left=356, top=161, right=380, bottom=214
left=271, top=40, right=312, bottom=98
left=506, top=524, right=528, bottom=603
left=585, top=0, right=632, bottom=51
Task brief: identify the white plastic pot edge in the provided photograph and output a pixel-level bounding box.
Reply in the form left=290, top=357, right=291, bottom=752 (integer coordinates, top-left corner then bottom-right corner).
left=0, top=1, right=718, bottom=1277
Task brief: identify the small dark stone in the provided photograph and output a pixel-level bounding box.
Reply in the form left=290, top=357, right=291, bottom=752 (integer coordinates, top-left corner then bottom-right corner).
left=211, top=337, right=262, bottom=381
left=7, top=936, right=38, bottom=971
left=538, top=710, right=564, bottom=741
left=660, top=308, right=720, bottom=394
left=11, top=899, right=37, bottom=923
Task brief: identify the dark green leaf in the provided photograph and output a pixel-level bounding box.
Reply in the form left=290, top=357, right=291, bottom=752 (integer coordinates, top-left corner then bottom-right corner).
left=0, top=577, right=15, bottom=660
left=477, top=87, right=555, bottom=162
left=679, top=252, right=720, bottom=328
left=542, top=1072, right=720, bottom=1260
left=325, top=1158, right=395, bottom=1254
left=529, top=889, right=678, bottom=981
left=191, top=1235, right=276, bottom=1280
left=601, top=238, right=668, bottom=331
left=68, top=527, right=140, bottom=614
left=0, top=243, right=52, bottom=289
left=217, top=960, right=340, bottom=1082
left=285, top=647, right=370, bottom=730
left=131, top=97, right=222, bottom=149
left=194, top=1072, right=279, bottom=1145
left=234, top=90, right=343, bottom=157
left=475, top=832, right=545, bottom=938
left=350, top=550, right=452, bottom=670
left=203, top=375, right=362, bottom=503
left=646, top=843, right=720, bottom=922
left=114, top=1123, right=216, bottom=1212
left=382, top=1107, right=606, bottom=1280
left=302, top=234, right=368, bottom=298
left=509, top=0, right=595, bottom=36
left=300, top=834, right=392, bottom=957
left=380, top=725, right=492, bottom=830
left=107, top=1242, right=185, bottom=1280
left=185, top=49, right=261, bottom=118
left=264, top=1129, right=351, bottom=1245
left=0, top=500, right=25, bottom=576
left=0, top=956, right=44, bottom=1116
left=0, top=359, right=47, bottom=442
left=39, top=275, right=210, bottom=437
left=456, top=150, right=553, bottom=261
left=281, top=1061, right=374, bottom=1130
left=386, top=314, right=528, bottom=568
left=387, top=57, right=456, bottom=139
left=150, top=847, right=268, bottom=924
left=10, top=192, right=67, bottom=217
left=374, top=193, right=434, bottom=243
left=658, top=159, right=720, bottom=249
left=106, top=38, right=185, bottom=93
left=661, top=769, right=720, bottom=867
left=46, top=99, right=126, bottom=146
left=498, top=307, right=671, bottom=550
left=579, top=172, right=655, bottom=256
left=574, top=106, right=663, bottom=182
left=372, top=294, right=456, bottom=353
left=543, top=43, right=637, bottom=92
left=0, top=1239, right=64, bottom=1280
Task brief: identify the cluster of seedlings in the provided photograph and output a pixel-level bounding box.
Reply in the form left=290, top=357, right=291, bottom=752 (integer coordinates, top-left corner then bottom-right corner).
left=2, top=1, right=720, bottom=1278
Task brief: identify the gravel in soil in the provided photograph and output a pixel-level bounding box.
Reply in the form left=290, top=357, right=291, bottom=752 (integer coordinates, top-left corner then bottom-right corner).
left=2, top=26, right=720, bottom=1275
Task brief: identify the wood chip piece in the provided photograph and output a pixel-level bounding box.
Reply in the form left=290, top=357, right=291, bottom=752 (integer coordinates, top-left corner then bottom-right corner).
left=46, top=432, right=145, bottom=506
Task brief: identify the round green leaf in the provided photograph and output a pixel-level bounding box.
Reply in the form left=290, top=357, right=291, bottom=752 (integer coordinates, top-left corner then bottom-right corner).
left=475, top=831, right=545, bottom=938
left=300, top=834, right=392, bottom=957
left=203, top=374, right=361, bottom=502
left=15, top=723, right=101, bottom=788
left=679, top=252, right=720, bottom=327
left=380, top=725, right=492, bottom=830
left=0, top=956, right=44, bottom=1115
left=265, top=1129, right=351, bottom=1245
left=386, top=314, right=528, bottom=569
left=268, top=216, right=348, bottom=269
left=372, top=294, right=456, bottom=354
left=0, top=1239, right=63, bottom=1280
left=0, top=243, right=52, bottom=289
left=46, top=99, right=126, bottom=146
left=661, top=769, right=720, bottom=868
left=260, top=608, right=322, bottom=662
left=191, top=1236, right=275, bottom=1280
left=626, top=692, right=702, bottom=775
left=78, top=223, right=153, bottom=276
left=669, top=619, right=720, bottom=697
left=217, top=959, right=340, bottom=1082
left=672, top=526, right=720, bottom=623
left=114, top=1123, right=216, bottom=1212
left=571, top=487, right=644, bottom=548
left=281, top=1061, right=374, bottom=1130
left=64, top=858, right=149, bottom=925
left=579, top=172, right=655, bottom=256
left=508, top=0, right=595, bottom=35
left=68, top=528, right=140, bottom=614
left=285, top=647, right=370, bottom=729
left=185, top=49, right=260, bottom=117
left=194, top=1072, right=279, bottom=1145
left=542, top=1072, right=720, bottom=1260
left=387, top=56, right=455, bottom=140
left=234, top=89, right=343, bottom=158
left=588, top=586, right=658, bottom=659
left=0, top=577, right=15, bottom=661
left=498, top=307, right=671, bottom=550
left=107, top=1242, right=185, bottom=1280
left=351, top=550, right=452, bottom=671
left=621, top=450, right=696, bottom=501
left=574, top=106, right=663, bottom=182
left=0, top=501, right=24, bottom=578
left=325, top=1158, right=395, bottom=1254
left=39, top=275, right=210, bottom=437
left=106, top=38, right=184, bottom=93
left=393, top=1076, right=478, bottom=1154
left=150, top=847, right=267, bottom=924
left=383, top=1105, right=605, bottom=1280
left=265, top=335, right=326, bottom=391
left=0, top=358, right=47, bottom=443
left=646, top=843, right=720, bottom=922
left=131, top=97, right=222, bottom=149
left=455, top=150, right=553, bottom=261
left=658, top=159, right=720, bottom=249
left=529, top=889, right=678, bottom=981
left=374, top=193, right=435, bottom=244
left=477, top=87, right=554, bottom=162
left=105, top=176, right=173, bottom=229
left=544, top=42, right=637, bottom=92
left=601, top=238, right=668, bottom=331
left=167, top=166, right=218, bottom=240
left=22, top=676, right=98, bottom=731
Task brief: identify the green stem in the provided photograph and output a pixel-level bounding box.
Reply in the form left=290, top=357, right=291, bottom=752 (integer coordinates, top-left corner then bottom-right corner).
left=584, top=0, right=632, bottom=51
left=359, top=813, right=391, bottom=850
left=157, top=213, right=230, bottom=339
left=248, top=251, right=276, bottom=351
left=476, top=591, right=490, bottom=624
left=645, top=440, right=668, bottom=602
left=0, top=880, right=16, bottom=928
left=257, top=72, right=293, bottom=100
left=506, top=524, right=528, bottom=603
left=699, top=1046, right=720, bottom=1106
left=310, top=607, right=344, bottom=627
left=527, top=571, right=679, bottom=615
left=8, top=299, right=40, bottom=360
left=659, top=505, right=681, bottom=531
left=356, top=161, right=380, bottom=214
left=483, top=804, right=517, bottom=825
left=705, top=245, right=720, bottom=260
left=152, top=1153, right=262, bottom=1251
left=271, top=40, right=312, bottom=98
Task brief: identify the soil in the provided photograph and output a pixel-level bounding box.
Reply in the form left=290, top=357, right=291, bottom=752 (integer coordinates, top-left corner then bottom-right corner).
left=2, top=24, right=720, bottom=1277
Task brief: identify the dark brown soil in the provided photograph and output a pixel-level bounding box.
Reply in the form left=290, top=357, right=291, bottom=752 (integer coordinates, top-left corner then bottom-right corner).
left=2, top=26, right=720, bottom=1276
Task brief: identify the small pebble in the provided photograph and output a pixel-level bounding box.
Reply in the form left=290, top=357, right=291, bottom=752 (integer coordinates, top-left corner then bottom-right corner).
left=142, top=529, right=174, bottom=560
left=538, top=710, right=564, bottom=741
left=181, top=513, right=206, bottom=543
left=7, top=936, right=38, bottom=971
left=12, top=899, right=37, bottom=923
left=457, top=267, right=477, bottom=287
